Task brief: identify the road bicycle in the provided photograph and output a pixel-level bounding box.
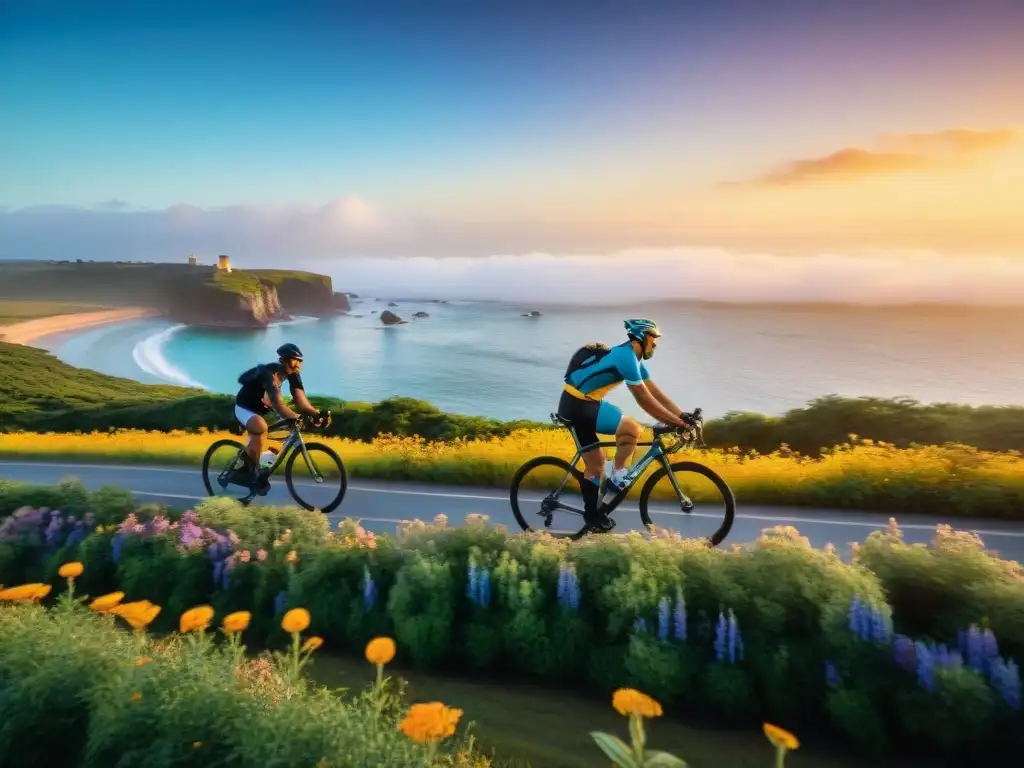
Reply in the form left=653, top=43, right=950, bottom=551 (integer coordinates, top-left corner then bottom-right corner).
left=509, top=407, right=735, bottom=544
left=200, top=413, right=347, bottom=513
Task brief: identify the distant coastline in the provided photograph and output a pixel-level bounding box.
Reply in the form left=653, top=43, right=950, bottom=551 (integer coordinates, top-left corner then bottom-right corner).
left=0, top=307, right=158, bottom=347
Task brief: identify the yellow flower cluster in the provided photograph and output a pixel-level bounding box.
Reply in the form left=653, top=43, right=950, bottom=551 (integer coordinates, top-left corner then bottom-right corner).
left=399, top=701, right=464, bottom=744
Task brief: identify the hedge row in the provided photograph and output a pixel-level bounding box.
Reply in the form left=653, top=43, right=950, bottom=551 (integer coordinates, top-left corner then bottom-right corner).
left=0, top=478, right=1022, bottom=764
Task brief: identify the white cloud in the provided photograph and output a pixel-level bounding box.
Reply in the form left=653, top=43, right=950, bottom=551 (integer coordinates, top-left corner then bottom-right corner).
left=319, top=248, right=1024, bottom=306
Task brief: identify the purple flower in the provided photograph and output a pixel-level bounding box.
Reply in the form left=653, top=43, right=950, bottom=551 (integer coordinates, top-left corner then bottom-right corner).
left=870, top=606, right=890, bottom=645
left=990, top=658, right=1022, bottom=711
left=111, top=534, right=124, bottom=563
left=363, top=565, right=378, bottom=610
left=556, top=562, right=580, bottom=610
left=478, top=569, right=491, bottom=608
left=212, top=560, right=224, bottom=588
left=982, top=629, right=1000, bottom=671
left=65, top=526, right=87, bottom=548
left=466, top=563, right=479, bottom=602
left=673, top=589, right=687, bottom=642
left=966, top=625, right=984, bottom=674
left=848, top=594, right=863, bottom=637
left=825, top=661, right=840, bottom=688
left=714, top=612, right=727, bottom=662
left=915, top=641, right=935, bottom=691
left=657, top=597, right=670, bottom=641
left=727, top=610, right=743, bottom=664
left=220, top=561, right=230, bottom=590
left=274, top=589, right=288, bottom=615
left=893, top=634, right=915, bottom=672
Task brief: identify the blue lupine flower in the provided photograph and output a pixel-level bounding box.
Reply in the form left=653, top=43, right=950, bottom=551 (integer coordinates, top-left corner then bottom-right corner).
left=478, top=569, right=491, bottom=608
left=915, top=641, right=935, bottom=692
left=220, top=561, right=230, bottom=590
left=556, top=562, right=580, bottom=611
left=207, top=542, right=221, bottom=561
left=673, top=589, right=687, bottom=642
left=657, top=597, right=670, bottom=641
left=982, top=629, right=1000, bottom=673
left=65, top=525, right=87, bottom=548
left=714, top=612, right=727, bottom=662
left=958, top=628, right=968, bottom=659
left=848, top=594, right=863, bottom=637
left=213, top=560, right=224, bottom=589
left=825, top=661, right=840, bottom=688
left=111, top=534, right=124, bottom=563
left=467, top=562, right=479, bottom=602
left=990, top=658, right=1022, bottom=711
left=870, top=605, right=890, bottom=645
left=634, top=617, right=648, bottom=634
left=728, top=610, right=743, bottom=664
left=274, top=589, right=287, bottom=615
left=966, top=625, right=984, bottom=674
left=893, top=634, right=915, bottom=672
left=362, top=565, right=378, bottom=610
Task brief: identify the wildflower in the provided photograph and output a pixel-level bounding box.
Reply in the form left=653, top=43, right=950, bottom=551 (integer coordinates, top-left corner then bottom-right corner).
left=764, top=723, right=799, bottom=766
left=714, top=612, right=727, bottom=662
left=611, top=688, right=663, bottom=719
left=222, top=611, right=251, bottom=634
left=0, top=583, right=52, bottom=602
left=915, top=641, right=935, bottom=692
left=728, top=610, right=744, bottom=663
left=89, top=592, right=125, bottom=613
left=367, top=636, right=396, bottom=688
left=130, top=691, right=142, bottom=702
left=239, top=550, right=251, bottom=563
left=256, top=549, right=268, bottom=562
left=990, top=658, right=1022, bottom=711
left=362, top=565, right=378, bottom=610
left=111, top=600, right=161, bottom=631
left=274, top=590, right=288, bottom=615
left=478, top=568, right=491, bottom=608
left=301, top=636, right=324, bottom=654
left=58, top=561, right=84, bottom=580
left=286, top=550, right=298, bottom=564
left=673, top=588, right=687, bottom=642
left=825, top=661, right=839, bottom=688
left=399, top=701, right=463, bottom=743
left=179, top=605, right=215, bottom=634
left=893, top=634, right=915, bottom=672
left=657, top=597, right=670, bottom=641
left=281, top=608, right=310, bottom=634
left=136, top=657, right=152, bottom=666
left=111, top=535, right=124, bottom=563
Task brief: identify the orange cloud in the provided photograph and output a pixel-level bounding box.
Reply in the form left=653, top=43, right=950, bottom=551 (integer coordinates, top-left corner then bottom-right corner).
left=737, top=126, right=1022, bottom=187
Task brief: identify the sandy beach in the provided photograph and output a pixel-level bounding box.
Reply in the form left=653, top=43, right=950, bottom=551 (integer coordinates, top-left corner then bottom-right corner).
left=0, top=307, right=159, bottom=346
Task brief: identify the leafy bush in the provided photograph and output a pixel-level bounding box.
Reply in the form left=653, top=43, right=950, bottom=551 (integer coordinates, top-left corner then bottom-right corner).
left=1, top=479, right=1022, bottom=761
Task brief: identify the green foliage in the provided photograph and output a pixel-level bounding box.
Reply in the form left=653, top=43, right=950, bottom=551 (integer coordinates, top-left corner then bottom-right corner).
left=3, top=479, right=1024, bottom=761
left=0, top=603, right=487, bottom=768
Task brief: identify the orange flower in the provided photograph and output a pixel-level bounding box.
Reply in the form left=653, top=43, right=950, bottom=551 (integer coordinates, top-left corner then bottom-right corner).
left=281, top=608, right=310, bottom=634
left=58, top=562, right=84, bottom=579
left=222, top=611, right=251, bottom=634
left=398, top=702, right=463, bottom=743
left=365, top=636, right=396, bottom=666
left=179, top=605, right=215, bottom=633
left=301, top=636, right=324, bottom=654
left=611, top=688, right=663, bottom=719
left=89, top=592, right=125, bottom=612
left=764, top=723, right=799, bottom=751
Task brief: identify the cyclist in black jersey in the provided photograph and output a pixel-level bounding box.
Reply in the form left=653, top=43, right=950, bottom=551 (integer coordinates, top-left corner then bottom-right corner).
left=233, top=343, right=329, bottom=488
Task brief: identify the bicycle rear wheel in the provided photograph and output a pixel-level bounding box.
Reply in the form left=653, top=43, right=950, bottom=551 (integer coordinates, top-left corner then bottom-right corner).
left=637, top=461, right=736, bottom=546
left=202, top=439, right=255, bottom=499
left=284, top=442, right=347, bottom=514
left=509, top=456, right=592, bottom=540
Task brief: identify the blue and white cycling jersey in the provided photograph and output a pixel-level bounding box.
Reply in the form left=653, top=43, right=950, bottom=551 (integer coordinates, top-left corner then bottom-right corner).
left=564, top=341, right=650, bottom=401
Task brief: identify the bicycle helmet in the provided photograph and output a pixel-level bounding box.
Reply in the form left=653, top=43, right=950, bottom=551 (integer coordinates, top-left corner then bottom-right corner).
left=276, top=342, right=303, bottom=361
left=624, top=318, right=661, bottom=360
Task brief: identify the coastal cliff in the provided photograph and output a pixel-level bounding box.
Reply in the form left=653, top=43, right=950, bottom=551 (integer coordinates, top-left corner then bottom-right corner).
left=0, top=260, right=351, bottom=329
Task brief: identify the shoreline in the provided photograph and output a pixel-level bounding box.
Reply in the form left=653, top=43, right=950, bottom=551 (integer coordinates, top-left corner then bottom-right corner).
left=0, top=307, right=160, bottom=347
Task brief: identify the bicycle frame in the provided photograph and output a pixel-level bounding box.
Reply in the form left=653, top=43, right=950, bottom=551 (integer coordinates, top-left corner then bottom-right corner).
left=233, top=418, right=322, bottom=482
left=544, top=417, right=700, bottom=519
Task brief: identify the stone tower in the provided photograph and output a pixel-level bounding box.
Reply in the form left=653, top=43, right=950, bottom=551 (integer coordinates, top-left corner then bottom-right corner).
left=188, top=254, right=197, bottom=266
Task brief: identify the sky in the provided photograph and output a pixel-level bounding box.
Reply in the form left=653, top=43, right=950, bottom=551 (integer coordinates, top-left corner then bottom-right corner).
left=1, top=0, right=1023, bottom=301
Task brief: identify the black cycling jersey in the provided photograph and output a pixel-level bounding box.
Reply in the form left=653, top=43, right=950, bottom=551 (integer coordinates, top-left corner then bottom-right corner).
left=235, top=366, right=304, bottom=415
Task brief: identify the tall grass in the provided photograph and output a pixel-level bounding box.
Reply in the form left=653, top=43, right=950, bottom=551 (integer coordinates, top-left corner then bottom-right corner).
left=1, top=428, right=1022, bottom=516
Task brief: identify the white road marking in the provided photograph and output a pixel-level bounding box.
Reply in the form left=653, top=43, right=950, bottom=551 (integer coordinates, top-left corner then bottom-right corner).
left=3, top=460, right=1023, bottom=538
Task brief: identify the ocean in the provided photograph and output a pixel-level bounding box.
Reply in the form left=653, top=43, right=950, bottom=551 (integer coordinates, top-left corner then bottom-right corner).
left=37, top=299, right=1024, bottom=422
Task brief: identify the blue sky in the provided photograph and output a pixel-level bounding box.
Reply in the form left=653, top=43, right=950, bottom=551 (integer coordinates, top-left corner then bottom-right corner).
left=0, top=0, right=1022, bottom=266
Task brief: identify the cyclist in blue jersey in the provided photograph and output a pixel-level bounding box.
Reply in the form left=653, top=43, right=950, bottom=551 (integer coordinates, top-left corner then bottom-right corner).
left=558, top=318, right=692, bottom=530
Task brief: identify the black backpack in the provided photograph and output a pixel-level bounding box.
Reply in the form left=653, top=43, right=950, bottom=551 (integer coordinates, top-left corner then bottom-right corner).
left=564, top=342, right=612, bottom=381
left=237, top=364, right=265, bottom=386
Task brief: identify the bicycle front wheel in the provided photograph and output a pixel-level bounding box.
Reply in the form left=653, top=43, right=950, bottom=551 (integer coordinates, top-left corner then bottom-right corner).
left=509, top=456, right=591, bottom=540
left=637, top=461, right=736, bottom=546
left=284, top=442, right=348, bottom=513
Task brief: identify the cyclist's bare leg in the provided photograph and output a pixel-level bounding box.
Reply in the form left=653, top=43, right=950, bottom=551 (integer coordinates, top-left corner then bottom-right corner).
left=244, top=415, right=268, bottom=466
left=581, top=446, right=603, bottom=481
left=613, top=416, right=640, bottom=471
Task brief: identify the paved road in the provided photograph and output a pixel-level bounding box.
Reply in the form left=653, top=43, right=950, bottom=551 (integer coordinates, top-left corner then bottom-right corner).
left=3, top=460, right=1023, bottom=563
